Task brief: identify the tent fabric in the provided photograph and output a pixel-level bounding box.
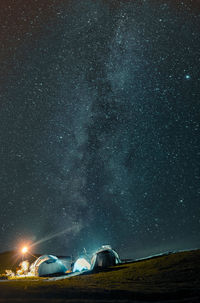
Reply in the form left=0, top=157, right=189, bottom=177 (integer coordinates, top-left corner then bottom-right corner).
left=91, top=247, right=120, bottom=270
left=34, top=255, right=53, bottom=268
left=34, top=255, right=67, bottom=277
left=58, top=257, right=72, bottom=271
left=73, top=258, right=91, bottom=272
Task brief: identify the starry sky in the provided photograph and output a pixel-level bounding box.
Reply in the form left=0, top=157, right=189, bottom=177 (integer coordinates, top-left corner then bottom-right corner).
left=0, top=0, right=200, bottom=259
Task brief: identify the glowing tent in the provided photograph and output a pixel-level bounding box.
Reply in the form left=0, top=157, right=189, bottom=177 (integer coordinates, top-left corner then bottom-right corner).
left=34, top=255, right=67, bottom=277
left=91, top=246, right=120, bottom=270
left=73, top=258, right=91, bottom=272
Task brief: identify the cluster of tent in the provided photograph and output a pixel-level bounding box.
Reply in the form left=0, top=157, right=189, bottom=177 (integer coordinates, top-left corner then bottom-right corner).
left=32, top=245, right=120, bottom=277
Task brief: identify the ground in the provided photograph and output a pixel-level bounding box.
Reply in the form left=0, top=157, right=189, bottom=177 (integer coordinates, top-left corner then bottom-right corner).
left=0, top=249, right=199, bottom=302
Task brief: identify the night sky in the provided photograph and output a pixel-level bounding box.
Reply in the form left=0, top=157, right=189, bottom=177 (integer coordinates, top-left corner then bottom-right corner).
left=0, top=0, right=200, bottom=259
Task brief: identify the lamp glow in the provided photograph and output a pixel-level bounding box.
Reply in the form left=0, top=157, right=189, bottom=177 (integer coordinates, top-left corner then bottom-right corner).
left=21, top=246, right=28, bottom=254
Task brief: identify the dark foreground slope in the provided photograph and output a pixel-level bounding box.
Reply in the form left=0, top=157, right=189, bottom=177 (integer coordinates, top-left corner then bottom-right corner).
left=0, top=249, right=199, bottom=302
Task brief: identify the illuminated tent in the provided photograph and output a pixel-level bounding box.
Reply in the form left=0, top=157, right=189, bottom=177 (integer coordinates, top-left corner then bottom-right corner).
left=34, top=255, right=67, bottom=277
left=73, top=258, right=91, bottom=272
left=91, top=246, right=120, bottom=270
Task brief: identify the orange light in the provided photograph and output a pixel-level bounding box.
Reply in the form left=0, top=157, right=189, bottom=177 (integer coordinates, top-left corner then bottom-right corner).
left=21, top=246, right=28, bottom=254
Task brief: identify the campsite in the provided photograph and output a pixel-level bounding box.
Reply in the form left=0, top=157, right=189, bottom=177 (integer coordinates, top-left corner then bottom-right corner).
left=0, top=248, right=200, bottom=302
left=1, top=1, right=200, bottom=302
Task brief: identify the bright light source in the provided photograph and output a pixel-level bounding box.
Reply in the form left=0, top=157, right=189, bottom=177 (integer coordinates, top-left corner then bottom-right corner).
left=21, top=246, right=28, bottom=254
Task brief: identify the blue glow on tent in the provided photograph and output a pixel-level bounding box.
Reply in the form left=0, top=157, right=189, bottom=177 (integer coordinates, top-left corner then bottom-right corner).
left=73, top=258, right=91, bottom=272
left=35, top=255, right=67, bottom=276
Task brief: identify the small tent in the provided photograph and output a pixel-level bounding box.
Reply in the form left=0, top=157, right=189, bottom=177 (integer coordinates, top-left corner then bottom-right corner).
left=73, top=257, right=91, bottom=272
left=91, top=246, right=120, bottom=270
left=33, top=255, right=67, bottom=277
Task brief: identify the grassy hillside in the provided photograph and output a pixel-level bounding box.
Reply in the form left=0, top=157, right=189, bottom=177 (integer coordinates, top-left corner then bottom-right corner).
left=0, top=249, right=199, bottom=302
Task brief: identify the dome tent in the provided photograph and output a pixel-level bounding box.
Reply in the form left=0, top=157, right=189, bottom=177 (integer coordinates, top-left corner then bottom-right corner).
left=91, top=245, right=121, bottom=270
left=73, top=257, right=91, bottom=272
left=33, top=255, right=67, bottom=277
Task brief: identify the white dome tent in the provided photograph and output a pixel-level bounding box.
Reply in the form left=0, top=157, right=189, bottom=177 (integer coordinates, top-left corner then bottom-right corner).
left=73, top=257, right=91, bottom=272
left=33, top=255, right=67, bottom=277
left=91, top=245, right=121, bottom=270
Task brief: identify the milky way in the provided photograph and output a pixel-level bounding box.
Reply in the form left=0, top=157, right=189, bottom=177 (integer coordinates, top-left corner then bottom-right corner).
left=0, top=0, right=199, bottom=258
